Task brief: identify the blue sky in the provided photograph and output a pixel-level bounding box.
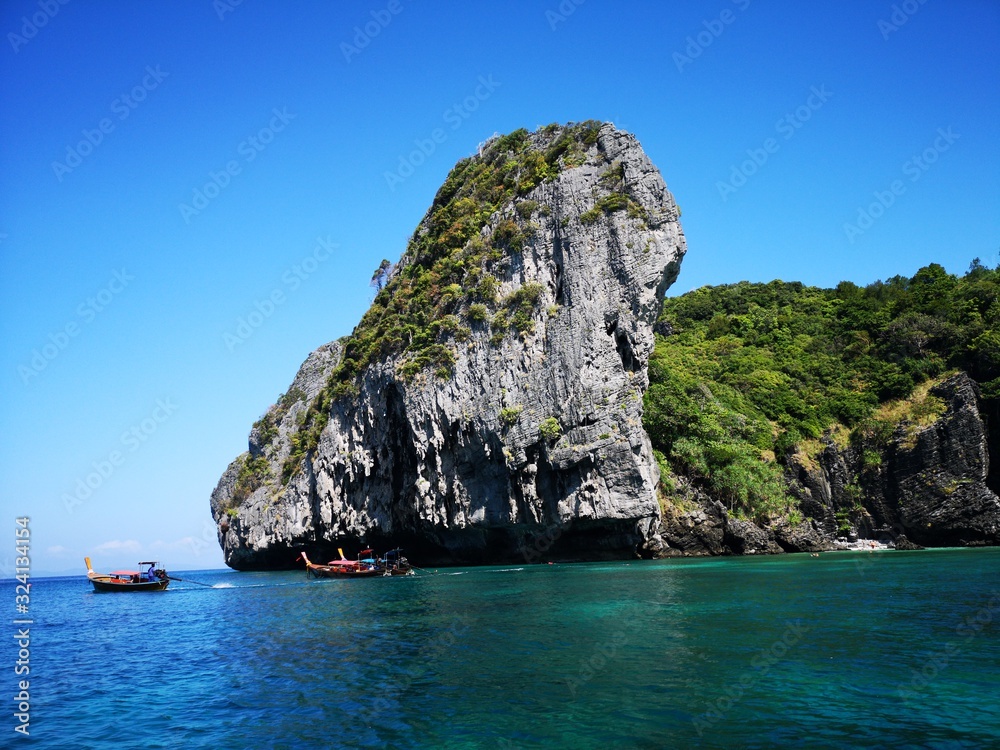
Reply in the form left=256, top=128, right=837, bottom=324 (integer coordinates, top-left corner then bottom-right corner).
left=1, top=0, right=997, bottom=574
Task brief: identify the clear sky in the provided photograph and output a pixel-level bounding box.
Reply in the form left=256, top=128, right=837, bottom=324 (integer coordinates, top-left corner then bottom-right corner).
left=1, top=0, right=997, bottom=574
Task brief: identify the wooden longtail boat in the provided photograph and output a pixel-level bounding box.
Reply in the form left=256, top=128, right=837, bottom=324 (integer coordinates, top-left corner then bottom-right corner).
left=382, top=548, right=414, bottom=576
left=300, top=549, right=384, bottom=579
left=85, top=557, right=169, bottom=592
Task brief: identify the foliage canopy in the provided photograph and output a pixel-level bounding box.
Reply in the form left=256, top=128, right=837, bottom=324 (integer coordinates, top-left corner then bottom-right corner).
left=645, top=261, right=1000, bottom=522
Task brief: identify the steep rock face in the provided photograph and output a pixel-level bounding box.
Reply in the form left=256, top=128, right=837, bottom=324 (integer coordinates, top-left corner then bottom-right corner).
left=654, top=372, right=1000, bottom=555
left=211, top=123, right=687, bottom=568
left=656, top=498, right=831, bottom=556
left=210, top=342, right=343, bottom=568
left=791, top=373, right=1000, bottom=546
left=871, top=373, right=1000, bottom=546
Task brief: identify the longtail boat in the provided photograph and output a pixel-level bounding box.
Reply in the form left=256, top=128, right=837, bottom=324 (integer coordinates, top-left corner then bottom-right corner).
left=300, top=549, right=384, bottom=579
left=85, top=557, right=169, bottom=592
left=381, top=548, right=414, bottom=576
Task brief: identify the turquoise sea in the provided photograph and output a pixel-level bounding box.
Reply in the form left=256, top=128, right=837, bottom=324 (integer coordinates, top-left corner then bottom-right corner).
left=4, top=548, right=1000, bottom=748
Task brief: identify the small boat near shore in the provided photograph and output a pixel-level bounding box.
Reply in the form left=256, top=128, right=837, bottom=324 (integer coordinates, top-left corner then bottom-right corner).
left=300, top=548, right=414, bottom=578
left=381, top=548, right=414, bottom=576
left=85, top=557, right=169, bottom=592
left=300, top=549, right=383, bottom=578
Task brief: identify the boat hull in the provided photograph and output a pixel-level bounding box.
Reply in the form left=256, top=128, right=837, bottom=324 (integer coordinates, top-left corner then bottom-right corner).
left=89, top=576, right=169, bottom=592
left=300, top=551, right=413, bottom=578
left=305, top=564, right=384, bottom=579
left=84, top=557, right=169, bottom=592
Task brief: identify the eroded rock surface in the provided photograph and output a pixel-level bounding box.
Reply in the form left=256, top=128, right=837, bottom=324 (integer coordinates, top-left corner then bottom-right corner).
left=654, top=372, right=1000, bottom=557
left=211, top=123, right=687, bottom=568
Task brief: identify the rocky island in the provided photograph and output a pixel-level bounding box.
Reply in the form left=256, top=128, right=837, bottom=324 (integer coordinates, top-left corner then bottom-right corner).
left=211, top=122, right=1000, bottom=568
left=212, top=122, right=687, bottom=567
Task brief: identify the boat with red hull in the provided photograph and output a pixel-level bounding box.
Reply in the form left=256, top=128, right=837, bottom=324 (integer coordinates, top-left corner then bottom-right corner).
left=85, top=557, right=169, bottom=592
left=300, top=548, right=414, bottom=578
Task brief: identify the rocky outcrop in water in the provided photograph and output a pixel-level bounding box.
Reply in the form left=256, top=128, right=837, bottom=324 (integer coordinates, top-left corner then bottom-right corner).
left=841, top=373, right=1000, bottom=547
left=211, top=122, right=687, bottom=568
left=654, top=372, right=1000, bottom=555
left=211, top=123, right=998, bottom=568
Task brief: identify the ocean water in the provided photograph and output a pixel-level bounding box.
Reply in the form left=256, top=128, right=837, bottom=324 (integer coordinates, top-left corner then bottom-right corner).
left=4, top=548, right=1000, bottom=749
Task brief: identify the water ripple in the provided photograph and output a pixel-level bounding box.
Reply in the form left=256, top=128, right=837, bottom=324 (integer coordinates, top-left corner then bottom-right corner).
left=2, top=551, right=998, bottom=747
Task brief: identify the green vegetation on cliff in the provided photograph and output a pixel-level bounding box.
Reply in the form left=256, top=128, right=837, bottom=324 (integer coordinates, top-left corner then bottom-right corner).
left=282, top=121, right=606, bottom=482
left=645, top=261, right=1000, bottom=522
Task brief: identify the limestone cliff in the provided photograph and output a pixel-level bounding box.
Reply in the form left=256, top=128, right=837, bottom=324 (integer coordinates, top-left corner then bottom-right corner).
left=654, top=372, right=1000, bottom=554
left=795, top=373, right=1000, bottom=547
left=211, top=122, right=687, bottom=568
